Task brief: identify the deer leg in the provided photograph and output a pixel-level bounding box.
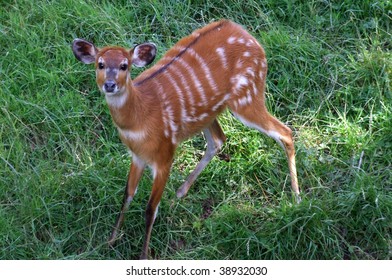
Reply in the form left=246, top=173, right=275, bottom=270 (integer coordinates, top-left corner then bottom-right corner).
left=230, top=101, right=300, bottom=203
left=140, top=159, right=173, bottom=260
left=109, top=154, right=146, bottom=246
left=176, top=119, right=226, bottom=198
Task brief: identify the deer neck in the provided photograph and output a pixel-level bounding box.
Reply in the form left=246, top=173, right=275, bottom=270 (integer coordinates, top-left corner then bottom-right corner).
left=105, top=79, right=148, bottom=131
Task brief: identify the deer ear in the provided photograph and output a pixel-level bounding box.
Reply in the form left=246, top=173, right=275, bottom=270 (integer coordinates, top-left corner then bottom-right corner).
left=131, top=43, right=157, bottom=67
left=72, top=39, right=98, bottom=64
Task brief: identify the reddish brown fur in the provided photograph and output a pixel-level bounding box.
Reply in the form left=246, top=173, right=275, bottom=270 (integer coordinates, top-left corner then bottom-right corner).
left=72, top=19, right=300, bottom=259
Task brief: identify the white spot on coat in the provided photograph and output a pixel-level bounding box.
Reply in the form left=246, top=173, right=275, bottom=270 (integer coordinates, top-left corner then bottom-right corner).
left=236, top=75, right=248, bottom=89
left=246, top=39, right=255, bottom=47
left=118, top=128, right=146, bottom=142
left=228, top=36, right=236, bottom=44
left=216, top=47, right=228, bottom=69
left=238, top=96, right=248, bottom=106
left=212, top=93, right=231, bottom=112
left=237, top=38, right=245, bottom=44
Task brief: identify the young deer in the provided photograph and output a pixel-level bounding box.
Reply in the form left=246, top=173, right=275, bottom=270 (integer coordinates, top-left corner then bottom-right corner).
left=72, top=20, right=300, bottom=259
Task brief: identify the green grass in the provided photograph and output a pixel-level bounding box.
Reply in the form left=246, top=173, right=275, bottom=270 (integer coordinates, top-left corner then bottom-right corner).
left=0, top=0, right=391, bottom=260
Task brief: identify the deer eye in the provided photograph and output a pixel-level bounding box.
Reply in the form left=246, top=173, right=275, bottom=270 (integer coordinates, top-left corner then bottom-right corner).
left=98, top=62, right=104, bottom=70
left=119, top=63, right=128, bottom=71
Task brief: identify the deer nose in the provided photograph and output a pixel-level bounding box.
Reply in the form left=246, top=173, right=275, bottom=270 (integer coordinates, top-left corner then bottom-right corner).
left=104, top=80, right=117, bottom=93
